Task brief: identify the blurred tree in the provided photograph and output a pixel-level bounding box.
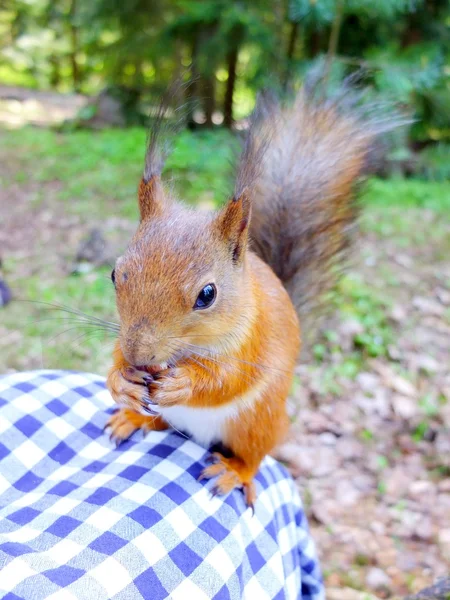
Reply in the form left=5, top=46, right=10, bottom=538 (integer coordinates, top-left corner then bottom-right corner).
left=0, top=0, right=448, bottom=147
left=167, top=0, right=278, bottom=127
left=68, top=0, right=81, bottom=91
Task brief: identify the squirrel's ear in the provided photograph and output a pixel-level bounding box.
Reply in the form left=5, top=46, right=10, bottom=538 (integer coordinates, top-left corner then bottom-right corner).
left=216, top=191, right=251, bottom=264
left=138, top=176, right=165, bottom=221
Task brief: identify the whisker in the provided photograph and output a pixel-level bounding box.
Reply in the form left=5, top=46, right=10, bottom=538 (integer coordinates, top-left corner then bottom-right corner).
left=163, top=419, right=189, bottom=439
left=188, top=355, right=215, bottom=376
left=195, top=352, right=259, bottom=386
left=21, top=300, right=120, bottom=331
left=179, top=341, right=292, bottom=378
left=167, top=334, right=221, bottom=339
left=72, top=333, right=116, bottom=351
left=149, top=408, right=189, bottom=440
left=67, top=330, right=110, bottom=349
left=46, top=325, right=111, bottom=345
left=171, top=341, right=259, bottom=386
left=28, top=316, right=119, bottom=333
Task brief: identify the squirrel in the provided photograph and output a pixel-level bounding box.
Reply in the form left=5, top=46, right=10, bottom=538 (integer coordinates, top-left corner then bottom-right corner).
left=105, top=82, right=397, bottom=507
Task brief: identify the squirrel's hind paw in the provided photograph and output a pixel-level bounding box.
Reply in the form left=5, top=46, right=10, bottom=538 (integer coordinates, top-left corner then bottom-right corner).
left=200, top=452, right=257, bottom=510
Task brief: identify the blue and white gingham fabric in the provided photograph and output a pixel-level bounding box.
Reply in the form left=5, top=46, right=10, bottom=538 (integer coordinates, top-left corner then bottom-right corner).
left=0, top=370, right=323, bottom=600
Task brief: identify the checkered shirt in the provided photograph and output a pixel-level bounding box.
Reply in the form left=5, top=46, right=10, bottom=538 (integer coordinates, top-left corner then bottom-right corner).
left=0, top=370, right=324, bottom=600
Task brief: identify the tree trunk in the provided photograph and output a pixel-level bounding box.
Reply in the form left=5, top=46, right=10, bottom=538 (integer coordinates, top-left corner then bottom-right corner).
left=49, top=55, right=61, bottom=88
left=283, top=21, right=299, bottom=89
left=324, top=0, right=344, bottom=81
left=68, top=0, right=81, bottom=92
left=171, top=40, right=185, bottom=108
left=287, top=21, right=299, bottom=63
left=134, top=60, right=144, bottom=88
left=186, top=34, right=200, bottom=130
left=223, top=44, right=239, bottom=128
left=202, top=75, right=216, bottom=128
left=308, top=30, right=323, bottom=58
left=199, top=22, right=218, bottom=128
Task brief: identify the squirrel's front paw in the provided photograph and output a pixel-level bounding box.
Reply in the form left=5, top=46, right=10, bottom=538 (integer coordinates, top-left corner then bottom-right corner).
left=149, top=367, right=192, bottom=407
left=106, top=366, right=158, bottom=415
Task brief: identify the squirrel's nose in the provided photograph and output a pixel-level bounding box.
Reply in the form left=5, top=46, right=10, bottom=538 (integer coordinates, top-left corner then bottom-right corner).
left=120, top=327, right=156, bottom=367
left=121, top=343, right=138, bottom=366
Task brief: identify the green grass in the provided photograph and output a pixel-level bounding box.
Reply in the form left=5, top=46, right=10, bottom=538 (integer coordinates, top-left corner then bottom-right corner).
left=2, top=125, right=450, bottom=217
left=1, top=125, right=450, bottom=375
left=3, top=268, right=118, bottom=374
left=1, top=127, right=239, bottom=218
left=363, top=177, right=450, bottom=213
left=0, top=126, right=240, bottom=373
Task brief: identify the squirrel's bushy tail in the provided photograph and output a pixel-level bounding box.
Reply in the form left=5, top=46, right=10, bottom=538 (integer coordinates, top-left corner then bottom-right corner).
left=237, top=84, right=401, bottom=328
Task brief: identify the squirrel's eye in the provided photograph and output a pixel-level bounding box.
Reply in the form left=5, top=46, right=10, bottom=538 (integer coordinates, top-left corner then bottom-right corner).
left=194, top=284, right=216, bottom=310
left=111, top=269, right=116, bottom=285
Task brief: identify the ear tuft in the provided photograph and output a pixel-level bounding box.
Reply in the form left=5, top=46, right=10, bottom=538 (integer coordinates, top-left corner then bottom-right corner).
left=217, top=191, right=252, bottom=264
left=138, top=176, right=165, bottom=221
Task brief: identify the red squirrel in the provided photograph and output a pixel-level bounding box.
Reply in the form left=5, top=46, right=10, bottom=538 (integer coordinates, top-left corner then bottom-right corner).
left=105, top=85, right=396, bottom=507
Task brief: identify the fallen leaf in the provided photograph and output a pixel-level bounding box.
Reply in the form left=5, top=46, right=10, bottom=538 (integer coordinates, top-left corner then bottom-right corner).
left=327, top=588, right=381, bottom=600
left=413, top=296, right=445, bottom=317
left=366, top=567, right=392, bottom=591
left=391, top=394, right=418, bottom=420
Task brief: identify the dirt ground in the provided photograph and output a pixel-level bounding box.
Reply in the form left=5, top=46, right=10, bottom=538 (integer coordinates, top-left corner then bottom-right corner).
left=284, top=219, right=450, bottom=597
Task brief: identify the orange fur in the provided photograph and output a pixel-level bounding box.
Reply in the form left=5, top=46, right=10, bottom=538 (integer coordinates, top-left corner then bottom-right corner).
left=106, top=238, right=299, bottom=506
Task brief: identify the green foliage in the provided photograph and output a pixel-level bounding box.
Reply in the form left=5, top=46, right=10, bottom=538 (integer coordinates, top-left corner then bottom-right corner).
left=360, top=428, right=374, bottom=442
left=1, top=0, right=448, bottom=151
left=290, top=0, right=421, bottom=25
left=376, top=455, right=389, bottom=470
left=367, top=41, right=450, bottom=142
left=419, top=395, right=439, bottom=418
left=289, top=0, right=336, bottom=26
left=165, top=129, right=240, bottom=204
left=335, top=274, right=394, bottom=359
left=417, top=144, right=450, bottom=181
left=412, top=421, right=430, bottom=442
left=362, top=178, right=450, bottom=213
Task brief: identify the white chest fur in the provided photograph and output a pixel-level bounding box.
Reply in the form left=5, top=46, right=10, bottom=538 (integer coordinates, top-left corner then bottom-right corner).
left=155, top=380, right=265, bottom=447
left=158, top=402, right=240, bottom=447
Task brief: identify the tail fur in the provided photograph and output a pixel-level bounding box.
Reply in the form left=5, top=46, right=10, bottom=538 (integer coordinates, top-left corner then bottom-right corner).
left=237, top=84, right=402, bottom=328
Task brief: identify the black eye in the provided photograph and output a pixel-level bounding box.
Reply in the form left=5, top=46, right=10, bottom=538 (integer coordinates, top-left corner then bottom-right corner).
left=194, top=284, right=216, bottom=310
left=111, top=269, right=116, bottom=285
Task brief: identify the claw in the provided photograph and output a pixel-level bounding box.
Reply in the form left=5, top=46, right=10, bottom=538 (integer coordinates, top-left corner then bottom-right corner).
left=198, top=469, right=212, bottom=483
left=206, top=451, right=223, bottom=464
left=142, top=394, right=158, bottom=406
left=199, top=453, right=257, bottom=509
left=244, top=482, right=256, bottom=513
left=200, top=463, right=226, bottom=480
left=141, top=405, right=158, bottom=415
left=122, top=366, right=151, bottom=386
left=108, top=430, right=117, bottom=444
